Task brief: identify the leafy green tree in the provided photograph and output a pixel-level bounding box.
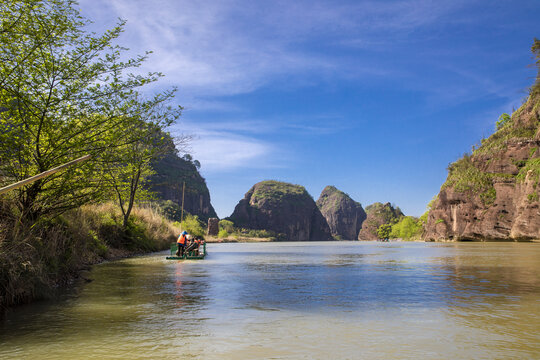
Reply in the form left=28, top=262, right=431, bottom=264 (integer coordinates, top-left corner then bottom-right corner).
left=390, top=216, right=422, bottom=240
left=0, top=0, right=181, bottom=220
left=496, top=113, right=511, bottom=130
left=176, top=214, right=206, bottom=239
left=377, top=223, right=392, bottom=240
left=219, top=219, right=235, bottom=233
left=532, top=38, right=540, bottom=95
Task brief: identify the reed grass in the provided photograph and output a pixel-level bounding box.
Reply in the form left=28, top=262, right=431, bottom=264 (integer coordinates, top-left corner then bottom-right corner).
left=0, top=201, right=180, bottom=312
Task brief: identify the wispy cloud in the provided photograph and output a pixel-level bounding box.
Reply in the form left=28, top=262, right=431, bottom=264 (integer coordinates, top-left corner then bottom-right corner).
left=171, top=121, right=281, bottom=173
left=170, top=114, right=349, bottom=173
left=79, top=0, right=472, bottom=98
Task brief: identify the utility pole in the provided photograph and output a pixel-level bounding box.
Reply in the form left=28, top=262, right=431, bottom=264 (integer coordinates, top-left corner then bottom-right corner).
left=180, top=181, right=185, bottom=229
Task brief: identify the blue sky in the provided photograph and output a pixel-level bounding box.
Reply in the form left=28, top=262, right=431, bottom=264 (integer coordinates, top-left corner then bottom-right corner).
left=80, top=0, right=539, bottom=218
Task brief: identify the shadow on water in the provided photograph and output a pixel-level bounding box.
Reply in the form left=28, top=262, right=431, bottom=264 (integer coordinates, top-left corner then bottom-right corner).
left=0, top=256, right=211, bottom=345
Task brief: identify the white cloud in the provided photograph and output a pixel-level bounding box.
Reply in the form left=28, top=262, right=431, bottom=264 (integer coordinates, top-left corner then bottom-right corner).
left=78, top=0, right=471, bottom=97
left=170, top=122, right=283, bottom=173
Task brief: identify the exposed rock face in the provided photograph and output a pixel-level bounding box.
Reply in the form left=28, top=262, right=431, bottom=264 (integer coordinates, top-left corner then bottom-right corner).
left=207, top=218, right=219, bottom=236
left=358, top=202, right=404, bottom=240
left=424, top=92, right=540, bottom=241
left=149, top=151, right=217, bottom=222
left=316, top=186, right=366, bottom=240
left=229, top=180, right=333, bottom=241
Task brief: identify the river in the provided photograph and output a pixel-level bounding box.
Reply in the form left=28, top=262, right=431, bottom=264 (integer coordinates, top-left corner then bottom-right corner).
left=1, top=241, right=539, bottom=359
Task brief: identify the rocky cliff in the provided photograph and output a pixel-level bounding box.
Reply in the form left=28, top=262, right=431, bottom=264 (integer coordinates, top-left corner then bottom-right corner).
left=316, top=186, right=366, bottom=240
left=229, top=180, right=333, bottom=241
left=424, top=92, right=540, bottom=241
left=358, top=202, right=404, bottom=240
left=149, top=148, right=217, bottom=222
left=424, top=40, right=540, bottom=242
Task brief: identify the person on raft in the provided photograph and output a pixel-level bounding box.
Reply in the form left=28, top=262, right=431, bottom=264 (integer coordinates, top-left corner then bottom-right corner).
left=176, top=231, right=188, bottom=257
left=184, top=235, right=198, bottom=255
left=193, top=237, right=205, bottom=256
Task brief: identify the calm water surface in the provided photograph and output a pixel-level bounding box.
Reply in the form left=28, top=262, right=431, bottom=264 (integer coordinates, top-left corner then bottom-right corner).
left=1, top=241, right=539, bottom=359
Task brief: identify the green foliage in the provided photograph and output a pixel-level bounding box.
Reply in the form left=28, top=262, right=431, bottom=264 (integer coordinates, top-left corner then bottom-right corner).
left=365, top=202, right=403, bottom=224
left=496, top=113, right=511, bottom=130
left=435, top=219, right=445, bottom=224
left=532, top=38, right=540, bottom=95
left=0, top=0, right=181, bottom=221
left=216, top=219, right=281, bottom=240
left=517, top=158, right=540, bottom=183
left=419, top=195, right=438, bottom=225
left=251, top=181, right=310, bottom=203
left=219, top=219, right=235, bottom=233
left=443, top=155, right=496, bottom=205
left=377, top=223, right=392, bottom=240
left=473, top=108, right=537, bottom=157
left=390, top=216, right=422, bottom=240
left=176, top=214, right=206, bottom=239
left=0, top=202, right=178, bottom=309
left=159, top=200, right=182, bottom=221
left=527, top=192, right=539, bottom=202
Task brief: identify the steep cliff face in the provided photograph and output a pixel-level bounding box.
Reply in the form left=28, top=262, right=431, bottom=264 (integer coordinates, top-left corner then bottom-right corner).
left=358, top=202, right=404, bottom=240
left=149, top=152, right=217, bottom=222
left=424, top=92, right=540, bottom=241
left=316, top=186, right=366, bottom=240
left=229, top=180, right=333, bottom=241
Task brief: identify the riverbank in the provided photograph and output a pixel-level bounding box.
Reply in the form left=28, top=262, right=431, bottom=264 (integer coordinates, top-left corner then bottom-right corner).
left=0, top=202, right=180, bottom=313
left=206, top=235, right=275, bottom=243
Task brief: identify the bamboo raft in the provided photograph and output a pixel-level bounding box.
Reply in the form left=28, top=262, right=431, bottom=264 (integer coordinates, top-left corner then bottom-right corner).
left=166, top=243, right=207, bottom=260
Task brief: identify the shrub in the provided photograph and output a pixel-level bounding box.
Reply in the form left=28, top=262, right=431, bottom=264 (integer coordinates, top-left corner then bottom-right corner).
left=219, top=219, right=235, bottom=233
left=177, top=214, right=206, bottom=239
left=390, top=216, right=422, bottom=240
left=495, top=113, right=511, bottom=130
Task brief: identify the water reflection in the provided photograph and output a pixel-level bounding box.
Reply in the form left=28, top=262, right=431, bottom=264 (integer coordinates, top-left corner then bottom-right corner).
left=1, top=242, right=539, bottom=359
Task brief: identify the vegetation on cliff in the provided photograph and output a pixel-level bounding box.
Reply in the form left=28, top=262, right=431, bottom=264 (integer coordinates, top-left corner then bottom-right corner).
left=250, top=180, right=311, bottom=204
left=149, top=141, right=217, bottom=222
left=438, top=41, right=540, bottom=207
left=425, top=39, right=540, bottom=241
left=358, top=202, right=404, bottom=240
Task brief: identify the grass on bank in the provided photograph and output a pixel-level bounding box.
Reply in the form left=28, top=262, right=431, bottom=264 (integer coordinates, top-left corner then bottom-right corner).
left=0, top=201, right=180, bottom=311
left=215, top=219, right=286, bottom=241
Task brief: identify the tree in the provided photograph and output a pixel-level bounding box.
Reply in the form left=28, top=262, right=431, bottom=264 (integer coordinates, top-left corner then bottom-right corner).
left=390, top=216, right=422, bottom=240
left=0, top=0, right=181, bottom=220
left=532, top=38, right=540, bottom=95
left=496, top=113, right=511, bottom=130
left=377, top=223, right=392, bottom=240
